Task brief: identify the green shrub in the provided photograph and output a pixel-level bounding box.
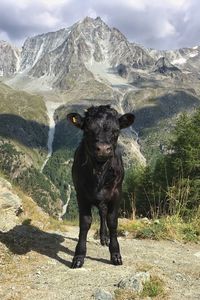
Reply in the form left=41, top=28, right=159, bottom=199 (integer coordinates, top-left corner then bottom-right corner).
left=123, top=108, right=200, bottom=220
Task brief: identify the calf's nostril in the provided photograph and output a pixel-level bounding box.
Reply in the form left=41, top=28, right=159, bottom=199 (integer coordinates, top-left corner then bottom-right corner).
left=96, top=146, right=101, bottom=152
left=105, top=146, right=112, bottom=153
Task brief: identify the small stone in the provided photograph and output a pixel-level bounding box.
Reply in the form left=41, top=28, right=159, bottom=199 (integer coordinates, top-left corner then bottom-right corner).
left=118, top=272, right=150, bottom=293
left=36, top=271, right=41, bottom=276
left=194, top=252, right=200, bottom=258
left=94, top=288, right=113, bottom=300
left=175, top=273, right=185, bottom=281
left=123, top=231, right=129, bottom=237
left=154, top=219, right=160, bottom=225
left=140, top=217, right=151, bottom=224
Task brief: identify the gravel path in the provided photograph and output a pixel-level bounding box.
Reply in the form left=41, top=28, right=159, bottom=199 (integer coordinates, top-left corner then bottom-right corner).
left=0, top=225, right=199, bottom=300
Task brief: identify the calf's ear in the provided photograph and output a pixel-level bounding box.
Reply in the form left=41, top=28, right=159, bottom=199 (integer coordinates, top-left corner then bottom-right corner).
left=67, top=113, right=84, bottom=129
left=119, top=113, right=135, bottom=129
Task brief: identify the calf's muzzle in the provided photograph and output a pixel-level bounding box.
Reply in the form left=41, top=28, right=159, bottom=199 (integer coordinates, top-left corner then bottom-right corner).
left=95, top=143, right=112, bottom=159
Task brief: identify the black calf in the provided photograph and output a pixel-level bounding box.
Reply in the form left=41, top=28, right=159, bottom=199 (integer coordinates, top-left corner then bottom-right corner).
left=67, top=105, right=134, bottom=268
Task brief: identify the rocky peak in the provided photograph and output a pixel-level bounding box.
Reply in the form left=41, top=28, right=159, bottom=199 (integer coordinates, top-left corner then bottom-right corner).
left=154, top=56, right=181, bottom=74
left=4, top=16, right=199, bottom=91
left=0, top=41, right=20, bottom=76
left=18, top=16, right=155, bottom=85
left=20, top=28, right=70, bottom=72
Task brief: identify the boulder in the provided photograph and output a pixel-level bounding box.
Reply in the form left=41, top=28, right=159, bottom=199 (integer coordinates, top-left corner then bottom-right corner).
left=118, top=272, right=150, bottom=293
left=0, top=177, right=22, bottom=231
left=94, top=288, right=113, bottom=300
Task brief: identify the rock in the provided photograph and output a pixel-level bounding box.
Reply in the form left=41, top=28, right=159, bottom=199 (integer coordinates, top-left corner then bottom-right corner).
left=118, top=272, right=150, bottom=293
left=0, top=41, right=20, bottom=76
left=175, top=273, right=186, bottom=281
left=0, top=178, right=22, bottom=213
left=94, top=288, right=113, bottom=300
left=140, top=217, right=152, bottom=225
left=194, top=252, right=200, bottom=258
left=154, top=56, right=181, bottom=74
left=36, top=271, right=41, bottom=276
left=154, top=219, right=160, bottom=225
left=0, top=177, right=22, bottom=231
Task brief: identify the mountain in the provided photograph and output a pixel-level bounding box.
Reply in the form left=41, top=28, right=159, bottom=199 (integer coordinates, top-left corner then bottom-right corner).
left=153, top=57, right=181, bottom=74
left=0, top=16, right=200, bottom=160
left=0, top=82, right=64, bottom=216
left=0, top=17, right=199, bottom=91
left=0, top=17, right=200, bottom=217
left=0, top=41, right=20, bottom=76
left=3, top=17, right=154, bottom=91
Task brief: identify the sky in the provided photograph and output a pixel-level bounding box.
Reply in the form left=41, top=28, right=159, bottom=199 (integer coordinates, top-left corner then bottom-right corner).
left=0, top=0, right=200, bottom=50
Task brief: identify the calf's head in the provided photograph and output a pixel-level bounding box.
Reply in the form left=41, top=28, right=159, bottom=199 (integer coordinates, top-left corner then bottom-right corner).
left=67, top=105, right=134, bottom=162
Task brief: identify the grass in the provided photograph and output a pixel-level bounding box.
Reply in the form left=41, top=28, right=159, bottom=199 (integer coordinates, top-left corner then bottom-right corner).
left=114, top=275, right=165, bottom=299
left=0, top=82, right=48, bottom=167
left=0, top=179, right=69, bottom=295
left=14, top=186, right=68, bottom=232
left=141, top=276, right=165, bottom=298
left=0, top=82, right=47, bottom=124
left=118, top=214, right=200, bottom=243
left=91, top=211, right=200, bottom=243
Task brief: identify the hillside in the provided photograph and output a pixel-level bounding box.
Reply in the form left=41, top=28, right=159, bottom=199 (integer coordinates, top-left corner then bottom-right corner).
left=0, top=179, right=199, bottom=300
left=0, top=83, right=64, bottom=216
left=1, top=17, right=199, bottom=165
left=0, top=16, right=200, bottom=217
left=0, top=82, right=48, bottom=167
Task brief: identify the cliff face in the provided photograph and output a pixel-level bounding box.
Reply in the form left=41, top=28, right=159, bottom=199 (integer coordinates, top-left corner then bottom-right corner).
left=1, top=16, right=200, bottom=169
left=1, top=17, right=200, bottom=91
left=0, top=41, right=20, bottom=77
left=0, top=177, right=22, bottom=232
left=1, top=17, right=154, bottom=90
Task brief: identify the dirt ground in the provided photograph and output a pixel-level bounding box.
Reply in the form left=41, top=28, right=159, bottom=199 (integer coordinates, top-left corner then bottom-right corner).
left=0, top=225, right=199, bottom=300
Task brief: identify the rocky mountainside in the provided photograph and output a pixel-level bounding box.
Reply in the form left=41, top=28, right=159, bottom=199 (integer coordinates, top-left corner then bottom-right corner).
left=3, top=17, right=154, bottom=91
left=0, top=195, right=200, bottom=300
left=0, top=19, right=199, bottom=299
left=0, top=17, right=200, bottom=91
left=0, top=17, right=200, bottom=205
left=0, top=17, right=199, bottom=158
left=0, top=41, right=20, bottom=77
left=0, top=174, right=199, bottom=300
left=149, top=45, right=200, bottom=73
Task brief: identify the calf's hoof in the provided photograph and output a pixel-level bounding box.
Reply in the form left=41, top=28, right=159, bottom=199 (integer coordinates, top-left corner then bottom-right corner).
left=100, top=236, right=109, bottom=247
left=71, top=256, right=84, bottom=268
left=111, top=253, right=123, bottom=266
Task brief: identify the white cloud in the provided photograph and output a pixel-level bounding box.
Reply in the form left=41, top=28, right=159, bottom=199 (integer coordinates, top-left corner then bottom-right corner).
left=0, top=30, right=10, bottom=42
left=0, top=0, right=199, bottom=49
left=87, top=8, right=98, bottom=19
left=156, top=21, right=176, bottom=38
left=31, top=12, right=60, bottom=28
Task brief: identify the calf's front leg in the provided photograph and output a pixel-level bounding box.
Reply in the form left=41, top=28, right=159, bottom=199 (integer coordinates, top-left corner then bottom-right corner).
left=71, top=204, right=92, bottom=268
left=107, top=202, right=122, bottom=265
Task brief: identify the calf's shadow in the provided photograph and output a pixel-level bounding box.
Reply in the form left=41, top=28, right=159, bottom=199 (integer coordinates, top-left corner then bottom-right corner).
left=0, top=221, right=74, bottom=268
left=0, top=221, right=111, bottom=267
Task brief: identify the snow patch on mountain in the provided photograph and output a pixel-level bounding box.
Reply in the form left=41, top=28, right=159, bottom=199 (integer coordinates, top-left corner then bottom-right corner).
left=86, top=61, right=131, bottom=87
left=32, top=39, right=44, bottom=67
left=171, top=57, right=187, bottom=65
left=189, top=51, right=198, bottom=58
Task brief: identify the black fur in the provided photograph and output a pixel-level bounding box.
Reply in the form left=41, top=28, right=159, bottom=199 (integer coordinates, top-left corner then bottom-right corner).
left=67, top=105, right=134, bottom=268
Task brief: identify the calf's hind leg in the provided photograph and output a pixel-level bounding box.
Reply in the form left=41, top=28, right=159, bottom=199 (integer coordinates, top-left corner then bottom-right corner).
left=71, top=204, right=92, bottom=268
left=99, top=203, right=109, bottom=246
